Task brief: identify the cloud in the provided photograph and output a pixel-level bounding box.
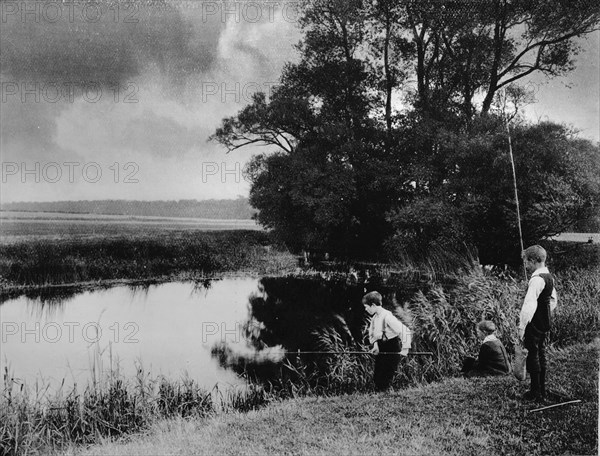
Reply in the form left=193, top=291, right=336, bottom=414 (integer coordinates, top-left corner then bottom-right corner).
left=0, top=0, right=225, bottom=87
left=122, top=110, right=203, bottom=157
left=0, top=2, right=300, bottom=202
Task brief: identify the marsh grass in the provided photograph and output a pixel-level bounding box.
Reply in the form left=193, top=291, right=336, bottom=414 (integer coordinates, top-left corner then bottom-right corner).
left=0, top=231, right=294, bottom=289
left=550, top=266, right=600, bottom=347
left=0, top=364, right=271, bottom=456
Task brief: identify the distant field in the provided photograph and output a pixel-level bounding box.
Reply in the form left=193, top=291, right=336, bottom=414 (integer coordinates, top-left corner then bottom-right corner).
left=550, top=232, right=600, bottom=243
left=0, top=211, right=261, bottom=243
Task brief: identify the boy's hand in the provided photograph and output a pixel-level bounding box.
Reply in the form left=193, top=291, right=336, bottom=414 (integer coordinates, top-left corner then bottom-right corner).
left=400, top=348, right=409, bottom=357
left=518, top=327, right=525, bottom=342
left=370, top=344, right=379, bottom=355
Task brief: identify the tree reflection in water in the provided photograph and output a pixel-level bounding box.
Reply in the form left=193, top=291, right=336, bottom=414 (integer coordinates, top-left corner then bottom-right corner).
left=211, top=275, right=375, bottom=390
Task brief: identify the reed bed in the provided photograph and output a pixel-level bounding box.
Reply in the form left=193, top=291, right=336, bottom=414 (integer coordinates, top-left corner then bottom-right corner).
left=0, top=366, right=272, bottom=456
left=0, top=231, right=292, bottom=288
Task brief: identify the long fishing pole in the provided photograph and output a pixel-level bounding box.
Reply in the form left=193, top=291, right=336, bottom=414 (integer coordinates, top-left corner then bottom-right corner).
left=503, top=89, right=527, bottom=282
left=259, top=351, right=434, bottom=356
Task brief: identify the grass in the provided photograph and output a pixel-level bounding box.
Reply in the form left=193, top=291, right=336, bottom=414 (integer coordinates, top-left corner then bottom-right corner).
left=57, top=340, right=598, bottom=456
left=0, top=230, right=297, bottom=290
left=0, top=367, right=272, bottom=456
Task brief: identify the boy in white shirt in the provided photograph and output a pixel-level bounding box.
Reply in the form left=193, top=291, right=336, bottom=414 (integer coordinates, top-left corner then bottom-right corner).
left=363, top=291, right=412, bottom=391
left=519, top=245, right=558, bottom=401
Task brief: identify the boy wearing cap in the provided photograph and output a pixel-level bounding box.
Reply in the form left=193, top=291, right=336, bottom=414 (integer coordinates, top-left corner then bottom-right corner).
left=462, top=320, right=511, bottom=377
left=519, top=244, right=558, bottom=401
left=363, top=291, right=412, bottom=391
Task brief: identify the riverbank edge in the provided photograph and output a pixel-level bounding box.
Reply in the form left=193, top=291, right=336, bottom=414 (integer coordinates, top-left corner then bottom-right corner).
left=0, top=262, right=299, bottom=300
left=0, top=230, right=301, bottom=297
left=61, top=339, right=599, bottom=456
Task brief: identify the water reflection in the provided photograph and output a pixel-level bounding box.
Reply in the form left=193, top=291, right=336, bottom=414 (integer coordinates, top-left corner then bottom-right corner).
left=245, top=276, right=365, bottom=350
left=210, top=273, right=426, bottom=388
left=0, top=279, right=250, bottom=392
left=1, top=273, right=421, bottom=393
left=211, top=275, right=372, bottom=386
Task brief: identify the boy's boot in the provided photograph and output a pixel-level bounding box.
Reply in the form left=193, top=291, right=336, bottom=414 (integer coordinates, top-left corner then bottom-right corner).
left=523, top=372, right=542, bottom=401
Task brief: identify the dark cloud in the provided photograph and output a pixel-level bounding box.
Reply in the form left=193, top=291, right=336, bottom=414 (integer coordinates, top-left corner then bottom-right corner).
left=0, top=0, right=225, bottom=87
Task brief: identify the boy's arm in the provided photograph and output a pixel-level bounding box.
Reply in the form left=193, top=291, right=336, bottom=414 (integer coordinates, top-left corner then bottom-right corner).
left=386, top=315, right=412, bottom=356
left=518, top=276, right=545, bottom=340
left=368, top=317, right=377, bottom=345
left=477, top=343, right=493, bottom=369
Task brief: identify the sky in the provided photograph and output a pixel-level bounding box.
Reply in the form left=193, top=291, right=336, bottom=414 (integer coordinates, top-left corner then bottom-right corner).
left=0, top=0, right=598, bottom=203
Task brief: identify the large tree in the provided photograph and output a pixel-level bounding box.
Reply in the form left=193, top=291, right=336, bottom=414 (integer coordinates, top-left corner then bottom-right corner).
left=210, top=0, right=600, bottom=262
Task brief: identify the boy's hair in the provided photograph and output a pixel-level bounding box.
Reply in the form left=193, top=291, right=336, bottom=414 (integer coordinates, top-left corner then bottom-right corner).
left=362, top=291, right=382, bottom=306
left=522, top=245, right=547, bottom=264
left=477, top=320, right=497, bottom=335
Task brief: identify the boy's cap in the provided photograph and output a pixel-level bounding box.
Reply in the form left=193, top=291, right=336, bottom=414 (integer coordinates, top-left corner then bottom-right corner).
left=478, top=320, right=496, bottom=333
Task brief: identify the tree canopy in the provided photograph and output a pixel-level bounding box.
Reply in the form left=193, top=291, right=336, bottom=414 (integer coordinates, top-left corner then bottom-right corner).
left=210, top=0, right=600, bottom=264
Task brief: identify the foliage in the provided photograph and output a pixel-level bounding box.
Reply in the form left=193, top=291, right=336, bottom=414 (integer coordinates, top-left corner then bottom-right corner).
left=210, top=0, right=600, bottom=263
left=549, top=265, right=600, bottom=347
left=389, top=119, right=600, bottom=265
left=541, top=240, right=600, bottom=272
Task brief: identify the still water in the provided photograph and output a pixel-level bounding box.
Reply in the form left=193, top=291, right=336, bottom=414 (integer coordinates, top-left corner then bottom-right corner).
left=0, top=279, right=263, bottom=391
left=1, top=276, right=374, bottom=392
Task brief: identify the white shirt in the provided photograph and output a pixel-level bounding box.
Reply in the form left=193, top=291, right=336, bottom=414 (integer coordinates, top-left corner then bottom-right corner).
left=519, top=267, right=558, bottom=333
left=482, top=334, right=498, bottom=344
left=368, top=308, right=412, bottom=351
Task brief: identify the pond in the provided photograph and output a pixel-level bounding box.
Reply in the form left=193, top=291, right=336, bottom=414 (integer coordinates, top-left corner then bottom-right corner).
left=0, top=275, right=385, bottom=392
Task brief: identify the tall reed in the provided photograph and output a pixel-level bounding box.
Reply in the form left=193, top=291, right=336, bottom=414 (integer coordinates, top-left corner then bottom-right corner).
left=0, top=364, right=269, bottom=456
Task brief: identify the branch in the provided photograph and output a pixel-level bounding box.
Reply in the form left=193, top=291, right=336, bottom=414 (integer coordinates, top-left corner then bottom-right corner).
left=496, top=43, right=546, bottom=89
left=498, top=27, right=595, bottom=80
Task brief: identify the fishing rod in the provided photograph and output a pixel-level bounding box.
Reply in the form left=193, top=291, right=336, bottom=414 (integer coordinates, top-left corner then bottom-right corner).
left=282, top=351, right=434, bottom=356
left=502, top=88, right=527, bottom=282
left=529, top=399, right=581, bottom=413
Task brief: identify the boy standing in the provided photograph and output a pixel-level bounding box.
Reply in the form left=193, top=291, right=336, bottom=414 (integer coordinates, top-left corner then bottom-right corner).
left=519, top=245, right=558, bottom=400
left=363, top=291, right=412, bottom=391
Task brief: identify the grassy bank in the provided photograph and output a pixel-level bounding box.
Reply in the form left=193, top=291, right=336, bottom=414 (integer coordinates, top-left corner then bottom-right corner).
left=0, top=231, right=297, bottom=290
left=59, top=340, right=598, bottom=456
left=3, top=264, right=598, bottom=455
